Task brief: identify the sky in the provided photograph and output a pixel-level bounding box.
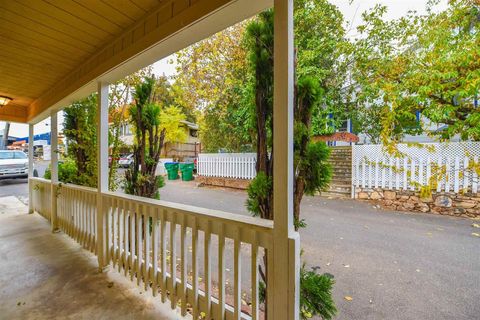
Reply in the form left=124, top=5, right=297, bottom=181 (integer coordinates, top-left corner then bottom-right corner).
left=5, top=0, right=447, bottom=139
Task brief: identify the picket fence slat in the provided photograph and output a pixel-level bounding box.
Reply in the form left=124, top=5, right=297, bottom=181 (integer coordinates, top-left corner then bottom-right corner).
left=198, top=153, right=257, bottom=180
left=352, top=143, right=480, bottom=195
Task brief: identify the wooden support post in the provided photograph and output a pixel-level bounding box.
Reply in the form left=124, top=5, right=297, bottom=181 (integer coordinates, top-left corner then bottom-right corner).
left=51, top=112, right=59, bottom=232
left=272, top=0, right=300, bottom=319
left=28, top=124, right=34, bottom=214
left=97, top=81, right=109, bottom=271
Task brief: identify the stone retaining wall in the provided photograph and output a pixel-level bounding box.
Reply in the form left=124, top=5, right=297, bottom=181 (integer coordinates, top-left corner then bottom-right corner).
left=356, top=188, right=480, bottom=218
left=195, top=176, right=250, bottom=190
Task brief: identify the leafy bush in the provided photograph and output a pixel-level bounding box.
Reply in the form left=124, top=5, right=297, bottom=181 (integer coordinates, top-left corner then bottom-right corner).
left=44, top=158, right=78, bottom=184
left=258, top=263, right=337, bottom=320
left=246, top=171, right=272, bottom=217
left=300, top=264, right=337, bottom=320
left=301, top=141, right=332, bottom=195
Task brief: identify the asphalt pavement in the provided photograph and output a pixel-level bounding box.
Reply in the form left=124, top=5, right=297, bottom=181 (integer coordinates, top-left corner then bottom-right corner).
left=2, top=174, right=479, bottom=319
left=159, top=180, right=480, bottom=320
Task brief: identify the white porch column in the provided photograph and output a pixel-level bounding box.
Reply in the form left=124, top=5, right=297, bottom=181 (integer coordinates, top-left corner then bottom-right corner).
left=272, top=0, right=300, bottom=319
left=97, top=82, right=109, bottom=270
left=28, top=124, right=34, bottom=213
left=50, top=112, right=59, bottom=231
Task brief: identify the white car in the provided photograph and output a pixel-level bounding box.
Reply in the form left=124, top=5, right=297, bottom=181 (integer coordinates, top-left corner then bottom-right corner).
left=118, top=154, right=134, bottom=168
left=0, top=150, right=29, bottom=180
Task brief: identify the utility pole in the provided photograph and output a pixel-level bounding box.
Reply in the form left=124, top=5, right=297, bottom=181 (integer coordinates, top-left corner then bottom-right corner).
left=1, top=122, right=10, bottom=150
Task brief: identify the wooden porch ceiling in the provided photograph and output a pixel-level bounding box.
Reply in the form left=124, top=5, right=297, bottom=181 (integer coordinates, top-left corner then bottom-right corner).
left=0, top=0, right=271, bottom=124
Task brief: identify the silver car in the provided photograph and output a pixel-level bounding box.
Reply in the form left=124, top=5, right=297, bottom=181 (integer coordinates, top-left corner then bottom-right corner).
left=0, top=150, right=29, bottom=180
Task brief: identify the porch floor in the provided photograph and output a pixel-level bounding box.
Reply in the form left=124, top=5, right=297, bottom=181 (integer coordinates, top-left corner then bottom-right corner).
left=0, top=197, right=180, bottom=320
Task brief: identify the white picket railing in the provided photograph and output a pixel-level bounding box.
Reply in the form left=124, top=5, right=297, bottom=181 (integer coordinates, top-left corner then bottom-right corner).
left=198, top=153, right=257, bottom=180
left=30, top=178, right=274, bottom=320
left=57, top=183, right=98, bottom=254
left=30, top=177, right=52, bottom=221
left=352, top=142, right=480, bottom=194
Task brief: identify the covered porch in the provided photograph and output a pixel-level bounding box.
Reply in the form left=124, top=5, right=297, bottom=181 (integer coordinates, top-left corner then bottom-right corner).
left=0, top=202, right=177, bottom=319
left=0, top=1, right=300, bottom=319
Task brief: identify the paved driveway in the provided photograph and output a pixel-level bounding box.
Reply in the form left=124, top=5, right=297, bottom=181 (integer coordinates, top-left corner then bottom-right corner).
left=1, top=177, right=478, bottom=319
left=160, top=180, right=480, bottom=320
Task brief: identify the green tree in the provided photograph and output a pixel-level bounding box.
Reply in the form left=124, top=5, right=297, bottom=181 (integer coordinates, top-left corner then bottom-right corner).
left=244, top=9, right=335, bottom=320
left=124, top=76, right=185, bottom=199
left=109, top=67, right=153, bottom=190
left=172, top=22, right=255, bottom=152
left=349, top=0, right=480, bottom=145
left=62, top=94, right=98, bottom=187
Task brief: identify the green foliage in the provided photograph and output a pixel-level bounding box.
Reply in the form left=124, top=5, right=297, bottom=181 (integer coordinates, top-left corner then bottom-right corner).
left=246, top=171, right=272, bottom=218
left=301, top=142, right=332, bottom=195
left=300, top=264, right=337, bottom=320
left=244, top=10, right=336, bottom=320
left=125, top=76, right=182, bottom=199
left=349, top=0, right=480, bottom=144
left=63, top=95, right=98, bottom=188
left=160, top=106, right=187, bottom=143
left=44, top=158, right=78, bottom=184
left=172, top=21, right=253, bottom=151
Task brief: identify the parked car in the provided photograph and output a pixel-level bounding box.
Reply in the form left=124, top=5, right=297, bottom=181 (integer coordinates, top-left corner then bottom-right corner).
left=118, top=154, right=134, bottom=168
left=0, top=150, right=31, bottom=181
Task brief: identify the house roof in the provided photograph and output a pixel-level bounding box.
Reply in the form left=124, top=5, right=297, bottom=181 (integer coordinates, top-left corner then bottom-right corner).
left=180, top=120, right=199, bottom=130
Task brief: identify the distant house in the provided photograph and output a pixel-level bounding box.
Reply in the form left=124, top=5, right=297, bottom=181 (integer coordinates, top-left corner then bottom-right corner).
left=161, top=120, right=201, bottom=159
left=113, top=117, right=201, bottom=159
left=327, top=111, right=463, bottom=146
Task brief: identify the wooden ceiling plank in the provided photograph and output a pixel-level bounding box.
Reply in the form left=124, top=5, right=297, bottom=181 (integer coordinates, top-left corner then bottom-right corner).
left=0, top=9, right=96, bottom=54
left=44, top=0, right=124, bottom=35
left=0, top=83, right=49, bottom=98
left=2, top=1, right=104, bottom=48
left=0, top=77, right=56, bottom=91
left=0, top=20, right=86, bottom=59
left=16, top=0, right=113, bottom=40
left=0, top=69, right=62, bottom=85
left=0, top=88, right=37, bottom=102
left=0, top=36, right=76, bottom=69
left=132, top=0, right=163, bottom=12
left=102, top=0, right=146, bottom=19
left=74, top=0, right=135, bottom=27
left=0, top=61, right=65, bottom=82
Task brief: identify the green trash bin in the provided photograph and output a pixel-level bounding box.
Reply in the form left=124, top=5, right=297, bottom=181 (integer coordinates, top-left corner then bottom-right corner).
left=164, top=162, right=179, bottom=180
left=179, top=162, right=195, bottom=181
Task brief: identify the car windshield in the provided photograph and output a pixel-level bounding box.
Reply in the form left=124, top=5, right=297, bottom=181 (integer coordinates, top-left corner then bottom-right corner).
left=15, top=152, right=27, bottom=159
left=0, top=152, right=14, bottom=159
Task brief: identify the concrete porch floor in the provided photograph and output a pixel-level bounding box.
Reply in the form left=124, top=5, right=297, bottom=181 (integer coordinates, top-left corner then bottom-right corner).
left=0, top=197, right=180, bottom=320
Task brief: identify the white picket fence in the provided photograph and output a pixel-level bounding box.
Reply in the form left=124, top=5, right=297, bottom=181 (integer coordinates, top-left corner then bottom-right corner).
left=197, top=153, right=257, bottom=179
left=352, top=142, right=480, bottom=194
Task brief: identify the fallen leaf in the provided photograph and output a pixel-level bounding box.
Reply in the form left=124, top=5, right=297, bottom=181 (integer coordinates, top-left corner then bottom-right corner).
left=416, top=269, right=420, bottom=273
left=343, top=264, right=350, bottom=268
left=326, top=262, right=331, bottom=266
left=472, top=233, right=480, bottom=237
left=344, top=296, right=353, bottom=301
left=472, top=223, right=480, bottom=228
left=107, top=282, right=114, bottom=288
